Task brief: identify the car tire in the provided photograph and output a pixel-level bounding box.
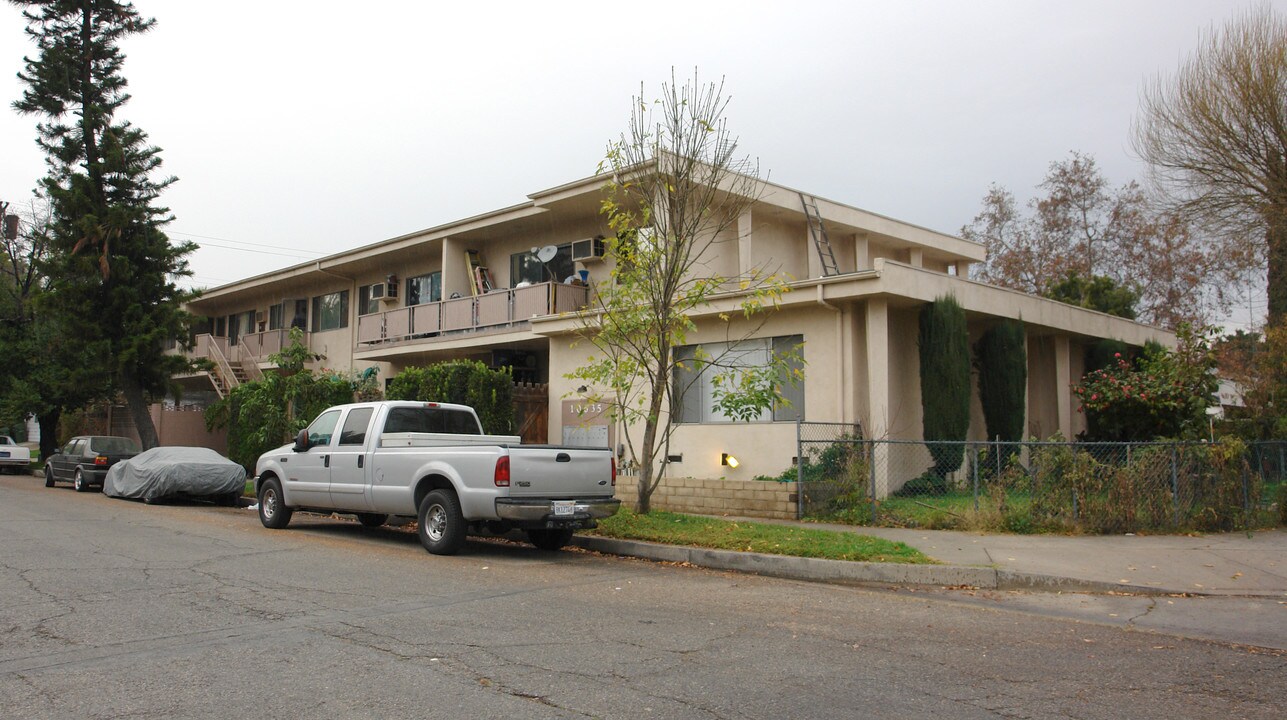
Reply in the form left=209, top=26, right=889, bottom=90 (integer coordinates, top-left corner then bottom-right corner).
left=356, top=513, right=387, bottom=527
left=258, top=477, right=293, bottom=529
left=526, top=528, right=574, bottom=551
left=73, top=468, right=89, bottom=493
left=44, top=465, right=55, bottom=487
left=417, top=489, right=465, bottom=555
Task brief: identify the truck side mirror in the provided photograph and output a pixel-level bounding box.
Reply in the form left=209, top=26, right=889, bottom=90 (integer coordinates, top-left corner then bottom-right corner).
left=294, top=429, right=311, bottom=452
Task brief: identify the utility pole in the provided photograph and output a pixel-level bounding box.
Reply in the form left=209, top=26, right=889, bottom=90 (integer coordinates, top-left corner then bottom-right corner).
left=1, top=200, right=18, bottom=240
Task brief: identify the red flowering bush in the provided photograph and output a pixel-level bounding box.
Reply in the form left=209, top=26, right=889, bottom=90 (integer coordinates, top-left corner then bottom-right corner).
left=1073, top=325, right=1217, bottom=441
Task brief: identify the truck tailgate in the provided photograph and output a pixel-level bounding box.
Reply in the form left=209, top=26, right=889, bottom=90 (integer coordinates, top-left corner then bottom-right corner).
left=506, top=446, right=614, bottom=497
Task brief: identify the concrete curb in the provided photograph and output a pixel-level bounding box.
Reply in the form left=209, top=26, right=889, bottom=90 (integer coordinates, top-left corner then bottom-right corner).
left=572, top=536, right=1188, bottom=595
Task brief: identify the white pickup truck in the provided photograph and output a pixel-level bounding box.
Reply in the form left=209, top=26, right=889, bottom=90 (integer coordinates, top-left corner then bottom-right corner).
left=253, top=400, right=619, bottom=554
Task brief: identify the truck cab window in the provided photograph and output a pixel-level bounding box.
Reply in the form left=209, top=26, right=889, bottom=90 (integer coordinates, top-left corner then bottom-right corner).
left=339, top=408, right=374, bottom=446
left=307, top=410, right=341, bottom=446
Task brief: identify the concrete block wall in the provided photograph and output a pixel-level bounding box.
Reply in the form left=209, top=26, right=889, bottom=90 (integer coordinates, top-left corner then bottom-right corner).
left=614, top=475, right=799, bottom=520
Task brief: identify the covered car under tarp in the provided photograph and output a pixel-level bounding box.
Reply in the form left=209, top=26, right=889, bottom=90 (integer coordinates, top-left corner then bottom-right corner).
left=104, top=446, right=245, bottom=501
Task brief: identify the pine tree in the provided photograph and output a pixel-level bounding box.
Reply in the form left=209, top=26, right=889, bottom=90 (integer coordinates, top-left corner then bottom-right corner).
left=12, top=0, right=195, bottom=448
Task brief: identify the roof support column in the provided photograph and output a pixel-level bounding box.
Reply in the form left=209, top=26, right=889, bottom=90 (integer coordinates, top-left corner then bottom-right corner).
left=738, top=209, right=753, bottom=278
left=1054, top=335, right=1072, bottom=439
left=865, top=298, right=891, bottom=497
left=853, top=232, right=869, bottom=271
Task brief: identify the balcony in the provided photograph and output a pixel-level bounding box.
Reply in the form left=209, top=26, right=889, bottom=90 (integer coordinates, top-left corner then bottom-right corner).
left=357, top=282, right=588, bottom=347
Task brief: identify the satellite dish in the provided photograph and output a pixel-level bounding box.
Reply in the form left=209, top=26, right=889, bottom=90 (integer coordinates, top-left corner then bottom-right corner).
left=535, top=245, right=558, bottom=263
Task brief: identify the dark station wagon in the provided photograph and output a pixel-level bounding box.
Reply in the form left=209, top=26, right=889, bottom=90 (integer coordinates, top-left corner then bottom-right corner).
left=44, top=436, right=141, bottom=492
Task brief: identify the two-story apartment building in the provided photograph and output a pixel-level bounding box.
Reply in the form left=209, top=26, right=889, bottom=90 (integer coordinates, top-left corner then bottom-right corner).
left=177, top=170, right=1170, bottom=500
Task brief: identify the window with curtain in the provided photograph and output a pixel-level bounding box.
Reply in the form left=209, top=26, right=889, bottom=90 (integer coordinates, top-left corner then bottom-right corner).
left=268, top=303, right=284, bottom=331
left=673, top=335, right=805, bottom=424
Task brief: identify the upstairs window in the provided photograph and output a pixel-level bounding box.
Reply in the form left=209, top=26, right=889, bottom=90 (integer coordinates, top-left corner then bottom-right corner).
left=406, top=272, right=441, bottom=306
left=268, top=303, right=284, bottom=330
left=358, top=284, right=382, bottom=316
left=311, top=290, right=349, bottom=332
left=510, top=244, right=573, bottom=285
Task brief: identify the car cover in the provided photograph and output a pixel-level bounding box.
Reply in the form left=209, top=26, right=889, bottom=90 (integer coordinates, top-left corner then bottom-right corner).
left=104, top=446, right=245, bottom=500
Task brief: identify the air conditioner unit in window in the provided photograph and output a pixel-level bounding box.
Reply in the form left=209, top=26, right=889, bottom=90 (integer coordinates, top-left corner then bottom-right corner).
left=571, top=237, right=606, bottom=263
left=369, top=282, right=386, bottom=300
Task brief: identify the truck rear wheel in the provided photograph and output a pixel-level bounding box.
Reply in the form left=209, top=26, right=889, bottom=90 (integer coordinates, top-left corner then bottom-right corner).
left=418, top=489, right=465, bottom=555
left=527, top=528, right=574, bottom=551
left=258, top=477, right=293, bottom=529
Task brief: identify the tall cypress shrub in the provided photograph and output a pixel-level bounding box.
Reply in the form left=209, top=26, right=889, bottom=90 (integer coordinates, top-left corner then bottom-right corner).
left=974, top=320, right=1027, bottom=444
left=919, top=295, right=971, bottom=482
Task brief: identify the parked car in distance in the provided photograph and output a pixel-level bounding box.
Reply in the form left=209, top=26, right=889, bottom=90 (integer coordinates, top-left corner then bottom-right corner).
left=0, top=436, right=32, bottom=474
left=45, top=436, right=141, bottom=492
left=104, top=446, right=246, bottom=504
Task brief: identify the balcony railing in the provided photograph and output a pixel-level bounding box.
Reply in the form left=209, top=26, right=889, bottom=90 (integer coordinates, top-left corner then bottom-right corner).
left=357, top=282, right=588, bottom=346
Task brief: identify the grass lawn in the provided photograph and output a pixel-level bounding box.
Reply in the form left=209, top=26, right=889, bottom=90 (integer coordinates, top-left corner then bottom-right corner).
left=590, top=508, right=931, bottom=564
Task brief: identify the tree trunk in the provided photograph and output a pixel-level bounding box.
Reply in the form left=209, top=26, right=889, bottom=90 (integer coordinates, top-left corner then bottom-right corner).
left=1268, top=213, right=1287, bottom=325
left=120, top=374, right=160, bottom=449
left=38, top=409, right=60, bottom=463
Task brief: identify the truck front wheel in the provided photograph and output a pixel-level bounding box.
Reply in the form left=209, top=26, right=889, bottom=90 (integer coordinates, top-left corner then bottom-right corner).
left=418, top=489, right=465, bottom=555
left=258, top=477, right=293, bottom=529
left=526, top=528, right=574, bottom=551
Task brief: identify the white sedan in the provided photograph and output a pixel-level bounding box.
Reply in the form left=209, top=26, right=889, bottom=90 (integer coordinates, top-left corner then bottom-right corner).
left=0, top=436, right=32, bottom=474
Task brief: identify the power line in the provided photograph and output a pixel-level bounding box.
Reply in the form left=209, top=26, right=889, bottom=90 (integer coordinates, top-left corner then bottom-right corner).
left=168, top=230, right=325, bottom=257
left=176, top=238, right=317, bottom=260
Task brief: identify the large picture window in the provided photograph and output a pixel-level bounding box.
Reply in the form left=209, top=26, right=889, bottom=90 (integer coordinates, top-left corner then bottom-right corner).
left=310, top=290, right=349, bottom=332
left=406, top=272, right=441, bottom=306
left=510, top=244, right=573, bottom=286
left=673, top=335, right=805, bottom=424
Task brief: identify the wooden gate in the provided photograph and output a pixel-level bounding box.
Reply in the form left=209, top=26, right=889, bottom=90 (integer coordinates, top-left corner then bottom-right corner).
left=512, top=382, right=549, bottom=444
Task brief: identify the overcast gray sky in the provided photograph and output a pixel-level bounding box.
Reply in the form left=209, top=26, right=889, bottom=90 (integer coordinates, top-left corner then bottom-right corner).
left=1, top=0, right=1279, bottom=324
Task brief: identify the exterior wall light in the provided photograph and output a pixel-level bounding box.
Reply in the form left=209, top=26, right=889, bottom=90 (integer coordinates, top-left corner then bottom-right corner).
left=721, top=453, right=739, bottom=468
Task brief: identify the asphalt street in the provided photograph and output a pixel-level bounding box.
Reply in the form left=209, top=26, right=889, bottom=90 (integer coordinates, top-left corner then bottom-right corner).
left=1, top=474, right=1283, bottom=719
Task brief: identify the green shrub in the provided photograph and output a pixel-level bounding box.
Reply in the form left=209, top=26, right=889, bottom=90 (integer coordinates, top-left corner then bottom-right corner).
left=387, top=360, right=514, bottom=434
left=205, top=329, right=357, bottom=470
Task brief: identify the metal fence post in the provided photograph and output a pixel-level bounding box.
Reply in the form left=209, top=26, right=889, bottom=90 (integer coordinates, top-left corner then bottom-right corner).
left=972, top=444, right=980, bottom=512
left=1170, top=444, right=1180, bottom=528
left=795, top=419, right=804, bottom=521
left=1242, top=463, right=1251, bottom=531
left=869, top=440, right=878, bottom=525
left=1279, top=443, right=1285, bottom=483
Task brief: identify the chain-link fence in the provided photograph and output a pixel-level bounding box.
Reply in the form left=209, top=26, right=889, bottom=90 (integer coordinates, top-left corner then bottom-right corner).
left=796, top=422, right=1286, bottom=533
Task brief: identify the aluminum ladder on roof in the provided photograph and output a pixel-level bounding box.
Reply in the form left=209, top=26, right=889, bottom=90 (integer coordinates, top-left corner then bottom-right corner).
left=800, top=194, right=840, bottom=277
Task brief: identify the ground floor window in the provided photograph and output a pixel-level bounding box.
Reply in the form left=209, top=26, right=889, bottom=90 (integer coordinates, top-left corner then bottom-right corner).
left=311, top=290, right=349, bottom=332
left=673, top=335, right=805, bottom=423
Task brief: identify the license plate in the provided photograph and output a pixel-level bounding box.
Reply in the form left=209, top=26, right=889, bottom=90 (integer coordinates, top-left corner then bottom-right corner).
left=0, top=452, right=8, bottom=458
left=553, top=500, right=575, bottom=517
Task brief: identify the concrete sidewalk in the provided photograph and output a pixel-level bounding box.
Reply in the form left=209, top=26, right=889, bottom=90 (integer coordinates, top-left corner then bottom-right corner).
left=575, top=518, right=1287, bottom=597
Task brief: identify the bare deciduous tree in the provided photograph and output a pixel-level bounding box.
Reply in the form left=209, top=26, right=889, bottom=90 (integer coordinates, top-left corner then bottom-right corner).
left=1133, top=4, right=1287, bottom=322
left=568, top=71, right=796, bottom=513
left=963, top=152, right=1245, bottom=328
